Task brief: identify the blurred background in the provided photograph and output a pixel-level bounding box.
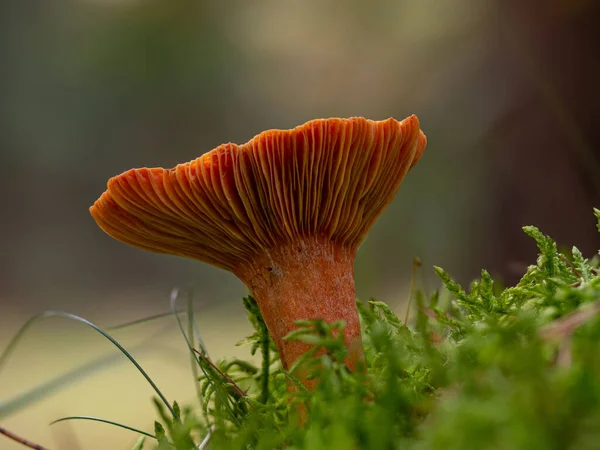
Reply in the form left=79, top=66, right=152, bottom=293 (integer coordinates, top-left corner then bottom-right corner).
left=1, top=0, right=599, bottom=448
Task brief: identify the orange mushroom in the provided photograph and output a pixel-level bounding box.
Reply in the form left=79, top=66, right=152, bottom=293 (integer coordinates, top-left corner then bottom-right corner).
left=90, top=116, right=426, bottom=385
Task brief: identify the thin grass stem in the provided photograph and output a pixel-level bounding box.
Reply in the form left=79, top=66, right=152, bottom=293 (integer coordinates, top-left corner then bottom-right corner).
left=50, top=416, right=155, bottom=439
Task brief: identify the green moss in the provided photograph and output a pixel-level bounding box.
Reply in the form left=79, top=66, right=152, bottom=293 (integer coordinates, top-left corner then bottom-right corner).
left=6, top=210, right=600, bottom=449
left=141, top=209, right=600, bottom=449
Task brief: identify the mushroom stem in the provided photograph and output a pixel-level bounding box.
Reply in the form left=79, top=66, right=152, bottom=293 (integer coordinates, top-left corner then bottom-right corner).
left=236, top=236, right=362, bottom=385
left=90, top=116, right=427, bottom=394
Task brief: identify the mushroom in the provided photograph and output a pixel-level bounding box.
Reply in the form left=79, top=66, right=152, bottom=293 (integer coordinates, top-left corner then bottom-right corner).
left=90, top=116, right=426, bottom=385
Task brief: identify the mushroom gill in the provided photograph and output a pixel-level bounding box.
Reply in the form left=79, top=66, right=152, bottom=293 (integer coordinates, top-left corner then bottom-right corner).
left=91, top=116, right=427, bottom=382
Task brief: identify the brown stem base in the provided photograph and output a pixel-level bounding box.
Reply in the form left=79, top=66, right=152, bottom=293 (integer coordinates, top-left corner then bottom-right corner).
left=236, top=236, right=363, bottom=386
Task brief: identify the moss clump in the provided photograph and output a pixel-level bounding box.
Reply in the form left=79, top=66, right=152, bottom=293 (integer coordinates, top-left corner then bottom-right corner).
left=145, top=209, right=600, bottom=450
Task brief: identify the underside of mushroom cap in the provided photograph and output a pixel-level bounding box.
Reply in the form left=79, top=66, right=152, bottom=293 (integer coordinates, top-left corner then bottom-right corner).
left=90, top=116, right=427, bottom=273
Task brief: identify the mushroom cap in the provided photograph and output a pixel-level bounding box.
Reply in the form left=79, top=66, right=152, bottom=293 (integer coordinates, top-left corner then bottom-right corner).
left=90, top=116, right=426, bottom=272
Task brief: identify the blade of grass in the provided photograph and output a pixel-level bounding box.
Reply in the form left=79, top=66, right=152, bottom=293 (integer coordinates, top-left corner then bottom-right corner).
left=50, top=416, right=155, bottom=439
left=107, top=311, right=184, bottom=331
left=197, top=427, right=213, bottom=450
left=0, top=348, right=131, bottom=419
left=186, top=287, right=209, bottom=356
left=187, top=289, right=202, bottom=402
left=0, top=311, right=60, bottom=375
left=404, top=257, right=422, bottom=325
left=168, top=288, right=215, bottom=429
left=0, top=324, right=172, bottom=419
left=169, top=289, right=241, bottom=427
left=0, top=311, right=178, bottom=421
left=54, top=312, right=179, bottom=421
